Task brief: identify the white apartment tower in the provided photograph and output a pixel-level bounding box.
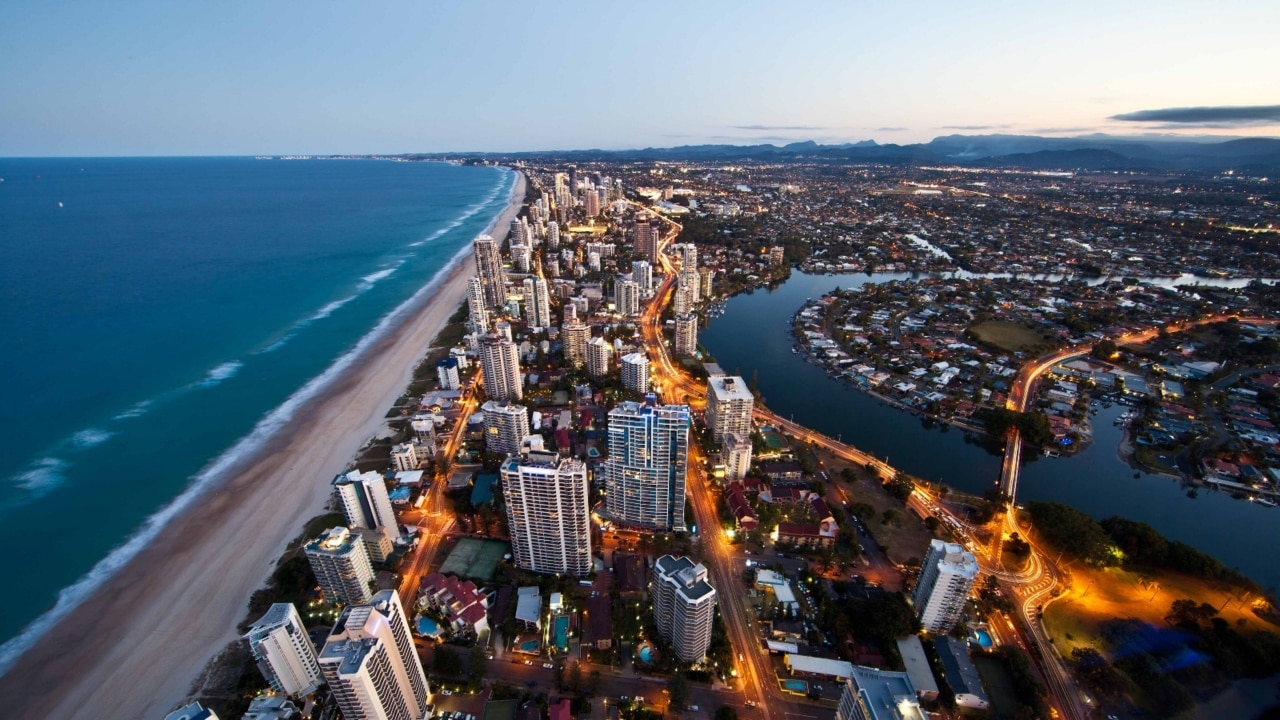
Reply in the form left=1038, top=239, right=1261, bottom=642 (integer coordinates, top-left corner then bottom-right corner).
left=699, top=267, right=714, bottom=299
left=673, top=284, right=695, bottom=316
left=523, top=276, right=551, bottom=329
left=305, top=527, right=375, bottom=606
left=333, top=470, right=401, bottom=562
left=631, top=259, right=653, bottom=295
left=678, top=269, right=701, bottom=304
left=563, top=323, right=590, bottom=368
left=245, top=603, right=323, bottom=698
left=674, top=313, right=698, bottom=358
left=723, top=432, right=753, bottom=483
left=617, top=278, right=641, bottom=317
left=652, top=555, right=717, bottom=663
left=546, top=220, right=560, bottom=249
left=912, top=539, right=980, bottom=634
left=587, top=336, right=613, bottom=378
left=479, top=333, right=523, bottom=401
left=466, top=276, right=490, bottom=333
left=481, top=400, right=530, bottom=456
left=603, top=399, right=690, bottom=531
left=621, top=352, right=650, bottom=394
left=706, top=375, right=754, bottom=443
left=501, top=437, right=592, bottom=576
left=319, top=591, right=431, bottom=720
left=510, top=243, right=531, bottom=274
left=473, top=235, right=507, bottom=308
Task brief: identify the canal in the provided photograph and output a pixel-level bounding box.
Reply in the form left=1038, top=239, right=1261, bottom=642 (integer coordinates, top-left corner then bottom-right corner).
left=700, top=270, right=1280, bottom=591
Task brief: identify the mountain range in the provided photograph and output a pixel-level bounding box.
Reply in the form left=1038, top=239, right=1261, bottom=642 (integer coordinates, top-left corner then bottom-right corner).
left=425, top=134, right=1280, bottom=173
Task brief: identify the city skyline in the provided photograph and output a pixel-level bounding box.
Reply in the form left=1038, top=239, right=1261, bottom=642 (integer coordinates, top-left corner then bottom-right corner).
left=2, top=1, right=1278, bottom=156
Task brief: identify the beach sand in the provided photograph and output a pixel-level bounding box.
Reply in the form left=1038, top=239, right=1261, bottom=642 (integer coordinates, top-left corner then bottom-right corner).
left=0, top=169, right=526, bottom=720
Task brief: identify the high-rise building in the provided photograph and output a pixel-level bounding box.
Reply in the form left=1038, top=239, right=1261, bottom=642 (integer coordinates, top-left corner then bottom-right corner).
left=769, top=246, right=786, bottom=267
left=473, top=235, right=507, bottom=308
left=546, top=220, right=560, bottom=249
left=706, top=375, right=754, bottom=443
left=652, top=555, right=717, bottom=663
left=621, top=353, right=650, bottom=394
left=617, top=278, right=641, bottom=317
left=333, top=470, right=401, bottom=561
left=631, top=260, right=653, bottom=295
left=912, top=539, right=979, bottom=634
left=699, top=267, right=714, bottom=299
left=479, top=333, right=523, bottom=401
left=723, top=432, right=752, bottom=482
left=674, top=313, right=698, bottom=357
left=587, top=336, right=613, bottom=378
left=523, top=276, right=551, bottom=328
left=583, top=191, right=600, bottom=218
left=481, top=400, right=530, bottom=456
left=245, top=603, right=323, bottom=698
left=634, top=214, right=658, bottom=264
left=501, top=436, right=592, bottom=576
left=466, top=276, right=489, bottom=333
left=673, top=284, right=694, bottom=316
left=319, top=591, right=431, bottom=720
left=603, top=399, right=689, bottom=531
left=305, top=527, right=375, bottom=606
left=672, top=242, right=697, bottom=270
left=563, top=323, right=590, bottom=368
left=510, top=243, right=531, bottom=273
left=436, top=356, right=461, bottom=390
left=836, top=666, right=925, bottom=720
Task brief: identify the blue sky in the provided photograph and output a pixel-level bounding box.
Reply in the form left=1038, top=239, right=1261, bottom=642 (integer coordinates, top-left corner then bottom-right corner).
left=2, top=1, right=1277, bottom=155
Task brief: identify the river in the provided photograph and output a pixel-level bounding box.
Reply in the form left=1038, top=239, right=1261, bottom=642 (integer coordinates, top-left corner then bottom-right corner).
left=700, top=270, right=1280, bottom=591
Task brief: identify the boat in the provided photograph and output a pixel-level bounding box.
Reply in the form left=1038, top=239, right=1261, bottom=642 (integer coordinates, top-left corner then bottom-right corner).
left=1257, top=498, right=1277, bottom=508
left=1043, top=449, right=1060, bottom=458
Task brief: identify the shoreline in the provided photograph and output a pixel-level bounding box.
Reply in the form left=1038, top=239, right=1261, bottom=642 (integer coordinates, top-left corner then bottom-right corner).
left=0, top=169, right=526, bottom=720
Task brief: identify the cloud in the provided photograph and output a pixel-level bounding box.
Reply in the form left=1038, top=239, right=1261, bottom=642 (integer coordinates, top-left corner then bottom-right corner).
left=1030, top=126, right=1103, bottom=134
left=875, top=127, right=909, bottom=132
left=1110, top=105, right=1280, bottom=127
left=940, top=124, right=1011, bottom=130
left=729, top=124, right=827, bottom=131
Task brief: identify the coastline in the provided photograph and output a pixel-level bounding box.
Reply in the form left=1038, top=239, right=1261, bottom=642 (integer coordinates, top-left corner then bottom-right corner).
left=0, top=168, right=526, bottom=720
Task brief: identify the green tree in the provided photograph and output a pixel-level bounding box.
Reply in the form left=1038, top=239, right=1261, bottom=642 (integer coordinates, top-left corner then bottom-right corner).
left=466, top=645, right=487, bottom=685
left=714, top=707, right=739, bottom=720
left=434, top=645, right=462, bottom=676
left=668, top=671, right=689, bottom=712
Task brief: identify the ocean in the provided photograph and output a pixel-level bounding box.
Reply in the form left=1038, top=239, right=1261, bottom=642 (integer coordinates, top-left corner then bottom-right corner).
left=0, top=157, right=513, bottom=667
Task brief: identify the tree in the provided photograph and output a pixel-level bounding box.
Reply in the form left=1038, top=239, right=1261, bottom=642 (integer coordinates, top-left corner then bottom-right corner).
left=714, top=707, right=739, bottom=720
left=434, top=645, right=462, bottom=676
left=668, top=671, right=689, bottom=712
left=567, top=660, right=583, bottom=693
left=466, top=645, right=487, bottom=685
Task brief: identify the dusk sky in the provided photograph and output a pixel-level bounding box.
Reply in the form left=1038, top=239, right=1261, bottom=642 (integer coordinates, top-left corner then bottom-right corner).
left=2, top=0, right=1278, bottom=156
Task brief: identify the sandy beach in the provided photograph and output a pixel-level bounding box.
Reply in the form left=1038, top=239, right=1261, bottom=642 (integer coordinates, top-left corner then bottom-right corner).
left=0, top=168, right=526, bottom=720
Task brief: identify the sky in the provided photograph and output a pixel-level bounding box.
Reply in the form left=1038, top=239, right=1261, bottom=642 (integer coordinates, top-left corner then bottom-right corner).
left=1, top=0, right=1278, bottom=156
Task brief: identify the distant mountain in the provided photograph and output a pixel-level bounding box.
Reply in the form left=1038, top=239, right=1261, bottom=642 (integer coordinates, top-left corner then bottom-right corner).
left=427, top=134, right=1280, bottom=172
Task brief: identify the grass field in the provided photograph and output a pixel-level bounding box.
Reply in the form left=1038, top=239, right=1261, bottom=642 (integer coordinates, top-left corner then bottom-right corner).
left=439, top=537, right=509, bottom=581
left=1042, top=564, right=1273, bottom=659
left=968, top=320, right=1050, bottom=353
left=818, top=449, right=934, bottom=573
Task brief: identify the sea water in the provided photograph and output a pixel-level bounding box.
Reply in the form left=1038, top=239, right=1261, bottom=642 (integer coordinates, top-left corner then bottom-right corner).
left=0, top=157, right=513, bottom=668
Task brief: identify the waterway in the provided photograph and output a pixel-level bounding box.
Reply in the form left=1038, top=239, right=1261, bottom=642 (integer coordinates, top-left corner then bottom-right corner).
left=700, top=270, right=1280, bottom=591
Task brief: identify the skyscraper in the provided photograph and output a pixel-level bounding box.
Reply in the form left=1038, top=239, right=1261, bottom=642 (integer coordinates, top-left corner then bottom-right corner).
left=634, top=214, right=658, bottom=264
left=479, top=333, right=523, bottom=401
left=631, top=259, right=653, bottom=295
left=563, top=322, right=590, bottom=368
left=481, top=400, right=530, bottom=456
left=674, top=313, right=698, bottom=358
left=698, top=267, right=714, bottom=299
left=466, top=276, right=490, bottom=333
left=523, top=276, right=551, bottom=328
left=546, top=220, right=560, bottom=249
left=510, top=243, right=531, bottom=273
left=587, top=336, right=613, bottom=378
left=583, top=190, right=600, bottom=218
left=603, top=399, right=689, bottom=531
left=319, top=591, right=431, bottom=720
left=621, top=352, right=650, bottom=394
left=617, top=278, right=641, bottom=317
left=473, top=235, right=507, bottom=308
left=706, top=375, right=754, bottom=443
left=912, top=539, right=979, bottom=634
left=333, top=470, right=402, bottom=562
left=305, top=527, right=375, bottom=606
left=723, top=432, right=752, bottom=483
left=501, top=437, right=592, bottom=576
left=673, top=284, right=694, bottom=316
left=652, top=555, right=717, bottom=663
left=245, top=603, right=323, bottom=698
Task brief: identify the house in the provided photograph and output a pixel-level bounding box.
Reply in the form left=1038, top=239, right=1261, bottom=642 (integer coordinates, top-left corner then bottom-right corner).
left=586, top=594, right=613, bottom=650
left=776, top=523, right=834, bottom=548
left=935, top=637, right=990, bottom=710
left=516, top=586, right=543, bottom=630
left=419, top=573, right=490, bottom=637
left=726, top=487, right=758, bottom=531
left=760, top=460, right=804, bottom=481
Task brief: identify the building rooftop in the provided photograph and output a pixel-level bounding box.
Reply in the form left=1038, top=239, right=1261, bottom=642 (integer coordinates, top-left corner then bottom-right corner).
left=516, top=586, right=542, bottom=625
left=894, top=636, right=939, bottom=696
left=848, top=666, right=925, bottom=720
left=708, top=375, right=753, bottom=401
left=784, top=653, right=854, bottom=679
left=935, top=637, right=989, bottom=704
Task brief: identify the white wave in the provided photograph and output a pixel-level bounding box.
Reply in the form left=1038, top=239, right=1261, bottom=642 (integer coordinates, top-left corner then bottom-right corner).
left=404, top=173, right=511, bottom=251
left=359, top=266, right=398, bottom=287
left=11, top=457, right=67, bottom=494
left=0, top=238, right=481, bottom=680
left=311, top=294, right=359, bottom=321
left=71, top=428, right=114, bottom=449
left=113, top=400, right=152, bottom=420
left=196, top=361, right=243, bottom=388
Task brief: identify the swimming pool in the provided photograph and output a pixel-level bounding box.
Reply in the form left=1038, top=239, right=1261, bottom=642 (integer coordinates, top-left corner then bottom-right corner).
left=416, top=617, right=439, bottom=636
left=783, top=679, right=808, bottom=694
left=638, top=644, right=654, bottom=663
left=519, top=639, right=541, bottom=653
left=974, top=628, right=994, bottom=647
left=554, top=615, right=569, bottom=650
left=587, top=447, right=601, bottom=458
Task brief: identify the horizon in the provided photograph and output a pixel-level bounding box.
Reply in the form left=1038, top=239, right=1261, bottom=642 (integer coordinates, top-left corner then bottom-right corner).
left=2, top=1, right=1279, bottom=156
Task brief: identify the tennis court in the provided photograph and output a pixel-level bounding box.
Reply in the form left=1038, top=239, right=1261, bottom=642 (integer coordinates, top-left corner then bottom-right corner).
left=438, top=537, right=508, bottom=581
